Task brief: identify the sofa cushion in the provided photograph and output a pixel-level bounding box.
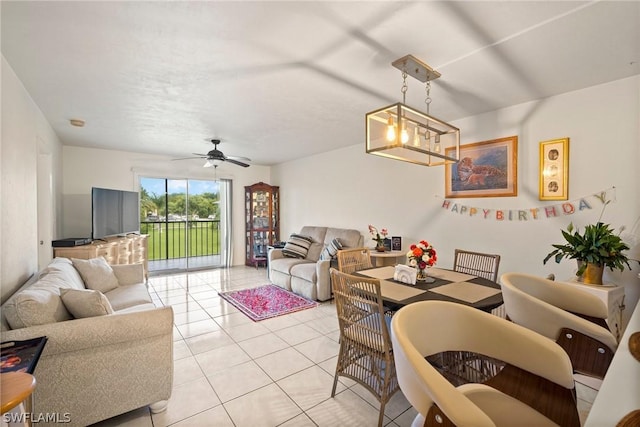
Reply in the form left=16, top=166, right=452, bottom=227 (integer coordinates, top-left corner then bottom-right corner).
left=40, top=257, right=87, bottom=290
left=325, top=228, right=363, bottom=248
left=320, top=238, right=343, bottom=261
left=3, top=287, right=72, bottom=329
left=105, top=283, right=154, bottom=311
left=61, top=288, right=114, bottom=318
left=290, top=263, right=317, bottom=283
left=271, top=257, right=313, bottom=275
left=71, top=257, right=120, bottom=293
left=282, top=234, right=313, bottom=259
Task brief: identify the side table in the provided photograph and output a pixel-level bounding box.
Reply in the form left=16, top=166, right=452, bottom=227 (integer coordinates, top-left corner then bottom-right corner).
left=559, top=278, right=625, bottom=342
left=1, top=372, right=36, bottom=425
left=369, top=250, right=405, bottom=267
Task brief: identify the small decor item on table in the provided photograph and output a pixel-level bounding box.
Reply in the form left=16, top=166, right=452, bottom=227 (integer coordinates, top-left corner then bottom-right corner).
left=407, top=240, right=437, bottom=283
left=368, top=225, right=389, bottom=252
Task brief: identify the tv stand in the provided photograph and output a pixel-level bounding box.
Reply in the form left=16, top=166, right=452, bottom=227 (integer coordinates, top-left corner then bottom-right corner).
left=53, top=235, right=148, bottom=279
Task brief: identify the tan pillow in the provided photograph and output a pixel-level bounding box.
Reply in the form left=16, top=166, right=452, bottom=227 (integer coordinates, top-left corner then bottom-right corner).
left=3, top=288, right=72, bottom=329
left=60, top=288, right=114, bottom=318
left=71, top=257, right=119, bottom=293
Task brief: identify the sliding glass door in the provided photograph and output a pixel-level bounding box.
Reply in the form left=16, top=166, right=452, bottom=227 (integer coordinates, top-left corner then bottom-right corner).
left=139, top=177, right=232, bottom=273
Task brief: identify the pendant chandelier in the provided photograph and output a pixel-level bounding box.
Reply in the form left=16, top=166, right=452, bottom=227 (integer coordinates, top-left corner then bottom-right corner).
left=366, top=55, right=460, bottom=166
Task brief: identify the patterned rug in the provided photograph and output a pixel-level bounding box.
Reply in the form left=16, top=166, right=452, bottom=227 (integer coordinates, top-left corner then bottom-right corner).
left=219, top=284, right=318, bottom=321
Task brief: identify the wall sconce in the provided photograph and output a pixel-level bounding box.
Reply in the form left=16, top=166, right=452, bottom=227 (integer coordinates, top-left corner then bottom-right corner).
left=366, top=55, right=460, bottom=166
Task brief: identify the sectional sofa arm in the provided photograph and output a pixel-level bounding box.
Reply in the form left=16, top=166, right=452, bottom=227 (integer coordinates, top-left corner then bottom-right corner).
left=269, top=248, right=285, bottom=262
left=112, top=263, right=145, bottom=286
left=315, top=259, right=332, bottom=301
left=0, top=306, right=174, bottom=355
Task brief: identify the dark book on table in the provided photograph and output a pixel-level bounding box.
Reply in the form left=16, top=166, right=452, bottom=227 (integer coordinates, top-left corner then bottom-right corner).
left=1, top=336, right=48, bottom=374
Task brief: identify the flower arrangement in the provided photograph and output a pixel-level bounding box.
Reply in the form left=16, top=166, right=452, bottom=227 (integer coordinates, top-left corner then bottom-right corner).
left=368, top=225, right=388, bottom=248
left=407, top=240, right=437, bottom=273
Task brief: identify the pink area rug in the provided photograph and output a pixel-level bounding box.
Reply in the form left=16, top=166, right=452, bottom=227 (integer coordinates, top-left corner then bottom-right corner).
left=219, top=284, right=318, bottom=321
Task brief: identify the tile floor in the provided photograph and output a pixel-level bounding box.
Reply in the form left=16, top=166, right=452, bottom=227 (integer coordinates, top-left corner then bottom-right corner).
left=91, top=266, right=596, bottom=427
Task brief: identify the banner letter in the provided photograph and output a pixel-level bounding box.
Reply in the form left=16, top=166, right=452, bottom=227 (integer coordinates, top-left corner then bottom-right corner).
left=442, top=200, right=451, bottom=209
left=469, top=207, right=477, bottom=217
left=562, top=203, right=575, bottom=215
left=496, top=211, right=504, bottom=220
left=530, top=208, right=539, bottom=219
left=483, top=209, right=491, bottom=219
left=519, top=210, right=528, bottom=220
left=545, top=206, right=558, bottom=217
left=451, top=204, right=459, bottom=213
left=578, top=198, right=592, bottom=211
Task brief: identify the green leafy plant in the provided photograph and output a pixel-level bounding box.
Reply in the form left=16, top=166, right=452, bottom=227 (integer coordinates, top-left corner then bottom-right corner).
left=543, top=221, right=631, bottom=275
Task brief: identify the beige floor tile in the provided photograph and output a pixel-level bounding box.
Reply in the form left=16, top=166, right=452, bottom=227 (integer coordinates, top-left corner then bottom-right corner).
left=275, top=323, right=323, bottom=346
left=169, top=405, right=234, bottom=427
left=393, top=407, right=420, bottom=427
left=172, top=339, right=192, bottom=360
left=305, top=388, right=388, bottom=427
left=294, top=335, right=340, bottom=363
left=237, top=332, right=289, bottom=359
left=223, top=383, right=302, bottom=427
left=173, top=309, right=212, bottom=325
left=222, top=320, right=271, bottom=342
left=207, top=360, right=273, bottom=402
left=184, top=329, right=235, bottom=354
left=255, top=347, right=315, bottom=381
left=215, top=310, right=255, bottom=328
left=172, top=356, right=205, bottom=387
left=195, top=343, right=252, bottom=376
left=349, top=383, right=410, bottom=420
left=176, top=318, right=221, bottom=338
left=305, top=315, right=339, bottom=334
left=260, top=313, right=303, bottom=331
left=279, top=413, right=317, bottom=426
left=277, top=365, right=347, bottom=411
left=150, top=377, right=220, bottom=426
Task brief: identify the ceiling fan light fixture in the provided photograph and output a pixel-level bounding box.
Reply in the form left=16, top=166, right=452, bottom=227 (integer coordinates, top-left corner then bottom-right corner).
left=365, top=55, right=460, bottom=167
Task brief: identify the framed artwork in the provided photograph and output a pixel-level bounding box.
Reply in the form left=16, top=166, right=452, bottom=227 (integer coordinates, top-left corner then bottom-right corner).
left=391, top=236, right=402, bottom=251
left=539, top=137, right=569, bottom=200
left=445, top=136, right=518, bottom=198
left=383, top=238, right=392, bottom=251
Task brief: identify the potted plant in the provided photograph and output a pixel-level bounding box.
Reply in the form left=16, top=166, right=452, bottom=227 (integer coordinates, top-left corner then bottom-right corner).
left=543, top=221, right=631, bottom=285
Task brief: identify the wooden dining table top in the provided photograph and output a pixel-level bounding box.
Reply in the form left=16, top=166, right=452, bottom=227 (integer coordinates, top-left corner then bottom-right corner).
left=357, top=266, right=503, bottom=313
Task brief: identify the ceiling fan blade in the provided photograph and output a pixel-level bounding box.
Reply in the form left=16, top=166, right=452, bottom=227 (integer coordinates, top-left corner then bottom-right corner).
left=225, top=158, right=250, bottom=168
left=172, top=156, right=207, bottom=161
left=226, top=155, right=252, bottom=162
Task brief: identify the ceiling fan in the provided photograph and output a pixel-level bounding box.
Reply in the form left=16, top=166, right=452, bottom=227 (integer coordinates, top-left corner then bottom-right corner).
left=174, top=139, right=251, bottom=168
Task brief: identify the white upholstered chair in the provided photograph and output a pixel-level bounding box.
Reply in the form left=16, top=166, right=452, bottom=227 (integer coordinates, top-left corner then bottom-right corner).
left=500, top=272, right=617, bottom=380
left=391, top=300, right=580, bottom=427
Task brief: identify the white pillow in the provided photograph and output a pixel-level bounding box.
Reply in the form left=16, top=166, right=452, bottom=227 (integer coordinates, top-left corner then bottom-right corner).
left=71, top=257, right=120, bottom=293
left=60, top=288, right=114, bottom=318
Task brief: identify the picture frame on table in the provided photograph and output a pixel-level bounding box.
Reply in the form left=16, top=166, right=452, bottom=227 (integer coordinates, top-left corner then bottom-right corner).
left=383, top=238, right=392, bottom=251
left=539, top=137, right=569, bottom=201
left=445, top=135, right=518, bottom=198
left=391, top=236, right=402, bottom=251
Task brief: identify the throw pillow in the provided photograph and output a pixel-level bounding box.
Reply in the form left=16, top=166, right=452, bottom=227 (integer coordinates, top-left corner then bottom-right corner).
left=71, top=257, right=120, bottom=293
left=282, top=234, right=314, bottom=259
left=60, top=288, right=114, bottom=318
left=320, top=238, right=343, bottom=261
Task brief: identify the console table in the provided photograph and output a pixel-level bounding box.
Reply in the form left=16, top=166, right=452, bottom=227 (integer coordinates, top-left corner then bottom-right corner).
left=53, top=234, right=149, bottom=279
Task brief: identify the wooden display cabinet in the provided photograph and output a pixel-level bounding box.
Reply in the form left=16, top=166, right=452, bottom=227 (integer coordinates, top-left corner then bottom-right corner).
left=245, top=182, right=279, bottom=267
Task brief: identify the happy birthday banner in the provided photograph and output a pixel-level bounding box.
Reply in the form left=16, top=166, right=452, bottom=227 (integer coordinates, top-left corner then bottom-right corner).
left=440, top=187, right=615, bottom=221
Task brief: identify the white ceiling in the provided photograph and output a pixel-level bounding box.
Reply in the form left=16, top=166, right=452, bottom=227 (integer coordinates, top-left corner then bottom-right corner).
left=2, top=1, right=639, bottom=166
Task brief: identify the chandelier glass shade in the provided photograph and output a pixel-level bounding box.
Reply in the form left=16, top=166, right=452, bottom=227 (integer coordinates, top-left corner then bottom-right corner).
left=366, top=55, right=460, bottom=166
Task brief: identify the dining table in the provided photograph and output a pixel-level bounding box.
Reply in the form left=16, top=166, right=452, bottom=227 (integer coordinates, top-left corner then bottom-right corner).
left=356, top=266, right=503, bottom=313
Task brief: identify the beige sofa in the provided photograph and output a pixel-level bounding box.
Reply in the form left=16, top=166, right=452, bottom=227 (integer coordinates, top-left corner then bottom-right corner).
left=0, top=257, right=173, bottom=427
left=268, top=226, right=364, bottom=301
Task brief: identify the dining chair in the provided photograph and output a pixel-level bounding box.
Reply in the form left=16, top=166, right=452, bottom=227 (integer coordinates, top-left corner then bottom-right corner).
left=453, top=249, right=503, bottom=317
left=336, top=247, right=373, bottom=274
left=329, top=268, right=399, bottom=427
left=500, top=272, right=617, bottom=380
left=391, top=300, right=580, bottom=427
left=453, top=249, right=501, bottom=282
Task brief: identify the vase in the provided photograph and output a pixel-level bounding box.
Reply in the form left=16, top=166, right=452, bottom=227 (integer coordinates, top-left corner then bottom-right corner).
left=375, top=245, right=386, bottom=252
left=416, top=268, right=427, bottom=281
left=583, top=262, right=604, bottom=285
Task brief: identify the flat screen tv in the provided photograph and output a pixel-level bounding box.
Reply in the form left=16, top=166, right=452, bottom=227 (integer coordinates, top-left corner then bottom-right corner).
left=91, top=187, right=140, bottom=240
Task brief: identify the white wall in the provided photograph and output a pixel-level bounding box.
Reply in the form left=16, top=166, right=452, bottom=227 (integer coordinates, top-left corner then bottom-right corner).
left=62, top=146, right=271, bottom=266
left=272, top=75, right=640, bottom=326
left=1, top=56, right=63, bottom=303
